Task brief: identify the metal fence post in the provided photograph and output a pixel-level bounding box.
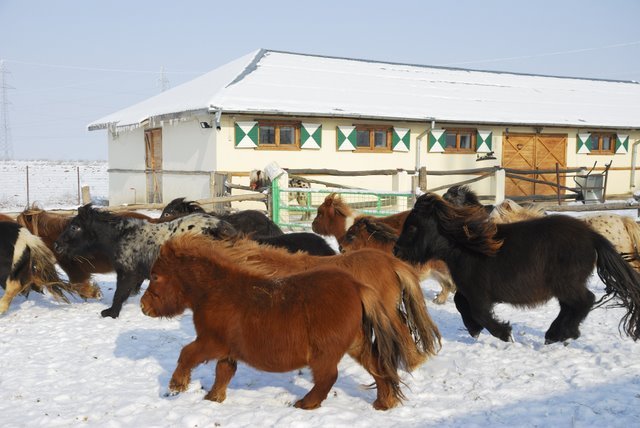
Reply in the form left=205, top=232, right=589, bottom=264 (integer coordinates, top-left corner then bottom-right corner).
left=271, top=178, right=280, bottom=226
left=26, top=165, right=30, bottom=207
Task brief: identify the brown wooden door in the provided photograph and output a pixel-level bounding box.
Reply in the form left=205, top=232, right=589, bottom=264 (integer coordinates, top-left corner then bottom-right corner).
left=502, top=133, right=567, bottom=197
left=144, top=128, right=163, bottom=203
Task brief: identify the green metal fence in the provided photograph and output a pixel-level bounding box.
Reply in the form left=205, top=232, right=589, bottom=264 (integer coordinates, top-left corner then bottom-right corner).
left=272, top=179, right=415, bottom=230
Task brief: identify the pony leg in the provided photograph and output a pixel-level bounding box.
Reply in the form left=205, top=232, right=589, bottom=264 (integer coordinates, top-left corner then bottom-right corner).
left=169, top=338, right=215, bottom=393
left=453, top=292, right=483, bottom=338
left=101, top=272, right=143, bottom=318
left=347, top=341, right=402, bottom=410
left=458, top=293, right=513, bottom=342
left=427, top=262, right=456, bottom=305
left=204, top=358, right=237, bottom=403
left=0, top=278, right=23, bottom=315
left=294, top=360, right=339, bottom=410
left=545, top=292, right=595, bottom=344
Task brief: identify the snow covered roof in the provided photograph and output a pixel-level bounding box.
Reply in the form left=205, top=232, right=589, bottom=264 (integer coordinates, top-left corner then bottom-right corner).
left=89, top=49, right=640, bottom=131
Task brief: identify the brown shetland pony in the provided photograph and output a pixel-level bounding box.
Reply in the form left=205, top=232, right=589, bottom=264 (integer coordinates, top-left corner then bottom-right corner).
left=175, top=234, right=441, bottom=372
left=340, top=216, right=456, bottom=304
left=313, top=194, right=455, bottom=304
left=312, top=193, right=409, bottom=242
left=141, top=235, right=412, bottom=410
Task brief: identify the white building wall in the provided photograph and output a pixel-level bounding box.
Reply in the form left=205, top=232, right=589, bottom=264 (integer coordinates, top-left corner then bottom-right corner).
left=105, top=113, right=640, bottom=207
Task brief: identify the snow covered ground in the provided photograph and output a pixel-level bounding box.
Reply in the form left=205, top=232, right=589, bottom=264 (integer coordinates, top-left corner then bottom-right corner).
left=1, top=160, right=640, bottom=427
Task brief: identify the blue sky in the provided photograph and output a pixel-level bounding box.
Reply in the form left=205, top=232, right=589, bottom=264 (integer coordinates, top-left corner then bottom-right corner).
left=1, top=0, right=639, bottom=160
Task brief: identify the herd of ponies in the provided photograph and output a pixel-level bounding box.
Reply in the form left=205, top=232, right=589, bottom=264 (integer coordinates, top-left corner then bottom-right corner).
left=1, top=185, right=640, bottom=411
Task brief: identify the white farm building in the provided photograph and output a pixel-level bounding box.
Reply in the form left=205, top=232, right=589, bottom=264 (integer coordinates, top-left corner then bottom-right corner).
left=89, top=49, right=640, bottom=207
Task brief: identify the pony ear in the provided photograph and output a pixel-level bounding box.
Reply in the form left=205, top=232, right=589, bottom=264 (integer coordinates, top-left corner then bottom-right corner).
left=77, top=203, right=94, bottom=218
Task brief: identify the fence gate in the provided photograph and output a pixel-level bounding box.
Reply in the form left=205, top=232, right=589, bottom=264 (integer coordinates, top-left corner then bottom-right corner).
left=271, top=180, right=414, bottom=230
left=502, top=133, right=567, bottom=197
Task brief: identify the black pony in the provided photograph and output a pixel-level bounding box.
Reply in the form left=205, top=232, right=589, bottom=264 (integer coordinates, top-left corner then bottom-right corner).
left=161, top=197, right=283, bottom=238
left=254, top=233, right=336, bottom=256
left=393, top=193, right=640, bottom=344
left=54, top=205, right=236, bottom=318
left=161, top=198, right=335, bottom=256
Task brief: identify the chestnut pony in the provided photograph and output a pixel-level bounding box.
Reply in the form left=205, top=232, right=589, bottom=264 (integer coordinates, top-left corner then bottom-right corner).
left=394, top=193, right=640, bottom=344
left=172, top=234, right=441, bottom=371
left=312, top=193, right=408, bottom=243
left=340, top=216, right=456, bottom=304
left=141, top=235, right=411, bottom=410
left=313, top=194, right=455, bottom=304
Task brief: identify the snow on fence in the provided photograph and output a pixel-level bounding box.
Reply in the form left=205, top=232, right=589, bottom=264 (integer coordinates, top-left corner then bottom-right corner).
left=0, top=160, right=108, bottom=211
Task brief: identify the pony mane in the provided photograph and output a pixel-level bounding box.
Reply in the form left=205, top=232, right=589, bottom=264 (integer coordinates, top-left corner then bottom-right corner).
left=489, top=199, right=545, bottom=223
left=18, top=205, right=71, bottom=237
left=161, top=235, right=282, bottom=280
left=350, top=217, right=398, bottom=244
left=78, top=204, right=141, bottom=228
left=163, top=197, right=206, bottom=215
left=415, top=193, right=503, bottom=256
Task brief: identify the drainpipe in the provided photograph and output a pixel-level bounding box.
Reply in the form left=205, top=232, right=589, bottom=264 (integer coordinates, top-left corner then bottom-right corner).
left=415, top=118, right=436, bottom=173
left=631, top=138, right=640, bottom=192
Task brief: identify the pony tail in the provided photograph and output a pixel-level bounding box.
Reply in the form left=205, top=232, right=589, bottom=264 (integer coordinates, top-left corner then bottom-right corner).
left=359, top=285, right=409, bottom=402
left=593, top=232, right=640, bottom=340
left=621, top=217, right=640, bottom=270
left=394, top=262, right=442, bottom=360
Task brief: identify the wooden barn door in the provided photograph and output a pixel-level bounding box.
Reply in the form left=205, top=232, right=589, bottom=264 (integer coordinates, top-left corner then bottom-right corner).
left=144, top=128, right=163, bottom=203
left=502, top=133, right=567, bottom=197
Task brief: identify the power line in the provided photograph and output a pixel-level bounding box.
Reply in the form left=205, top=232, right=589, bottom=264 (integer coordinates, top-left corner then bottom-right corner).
left=0, top=60, right=14, bottom=160
left=2, top=58, right=203, bottom=75
left=440, top=40, right=640, bottom=67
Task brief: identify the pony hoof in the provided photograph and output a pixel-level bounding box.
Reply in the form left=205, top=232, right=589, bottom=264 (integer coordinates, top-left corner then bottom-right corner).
left=100, top=308, right=119, bottom=318
left=204, top=391, right=226, bottom=403
left=294, top=399, right=321, bottom=410
left=373, top=398, right=399, bottom=410
left=432, top=295, right=447, bottom=305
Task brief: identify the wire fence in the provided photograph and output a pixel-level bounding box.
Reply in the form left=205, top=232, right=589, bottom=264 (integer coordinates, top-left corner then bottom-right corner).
left=0, top=160, right=109, bottom=212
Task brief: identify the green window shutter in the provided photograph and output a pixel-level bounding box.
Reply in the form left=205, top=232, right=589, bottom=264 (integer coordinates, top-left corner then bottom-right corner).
left=336, top=126, right=356, bottom=151
left=616, top=134, right=629, bottom=154
left=428, top=129, right=446, bottom=152
left=235, top=121, right=258, bottom=148
left=576, top=133, right=591, bottom=154
left=476, top=130, right=492, bottom=153
left=392, top=128, right=410, bottom=152
left=301, top=123, right=322, bottom=149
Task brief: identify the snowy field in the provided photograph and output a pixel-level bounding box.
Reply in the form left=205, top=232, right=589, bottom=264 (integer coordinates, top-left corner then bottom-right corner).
left=1, top=161, right=640, bottom=427
left=0, top=160, right=108, bottom=211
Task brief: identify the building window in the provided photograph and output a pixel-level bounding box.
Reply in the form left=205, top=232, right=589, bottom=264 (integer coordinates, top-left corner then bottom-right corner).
left=355, top=125, right=392, bottom=151
left=590, top=133, right=615, bottom=154
left=258, top=121, right=300, bottom=149
left=445, top=129, right=476, bottom=153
